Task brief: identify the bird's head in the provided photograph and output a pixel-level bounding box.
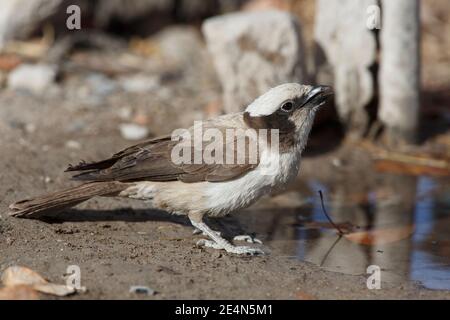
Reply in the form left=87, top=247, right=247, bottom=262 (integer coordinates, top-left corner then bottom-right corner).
left=244, top=83, right=333, bottom=151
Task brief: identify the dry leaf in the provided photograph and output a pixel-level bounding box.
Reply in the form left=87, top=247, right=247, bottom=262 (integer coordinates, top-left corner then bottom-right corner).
left=2, top=266, right=47, bottom=287
left=1, top=266, right=76, bottom=297
left=0, top=285, right=39, bottom=300
left=0, top=54, right=22, bottom=71
left=129, top=37, right=160, bottom=57
left=295, top=291, right=316, bottom=300
left=344, top=225, right=415, bottom=245
left=33, top=283, right=75, bottom=296
left=359, top=139, right=450, bottom=177
left=3, top=39, right=49, bottom=60
left=375, top=159, right=450, bottom=177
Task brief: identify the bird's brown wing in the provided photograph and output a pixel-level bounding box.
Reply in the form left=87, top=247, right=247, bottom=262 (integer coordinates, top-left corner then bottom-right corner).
left=67, top=130, right=259, bottom=183
left=66, top=136, right=172, bottom=172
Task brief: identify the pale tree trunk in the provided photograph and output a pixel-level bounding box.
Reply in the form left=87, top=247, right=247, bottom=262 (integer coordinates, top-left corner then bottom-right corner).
left=314, top=0, right=377, bottom=138
left=379, top=0, right=420, bottom=145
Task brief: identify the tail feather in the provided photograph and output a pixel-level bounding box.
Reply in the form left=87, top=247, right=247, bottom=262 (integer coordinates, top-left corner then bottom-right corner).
left=8, top=182, right=127, bottom=219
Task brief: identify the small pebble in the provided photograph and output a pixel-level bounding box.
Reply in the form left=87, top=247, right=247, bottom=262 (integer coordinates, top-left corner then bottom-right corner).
left=331, top=157, right=342, bottom=167
left=119, top=123, right=149, bottom=141
left=24, top=123, right=36, bottom=134
left=119, top=74, right=160, bottom=93
left=65, top=140, right=82, bottom=149
left=129, top=286, right=155, bottom=296
left=211, top=251, right=222, bottom=260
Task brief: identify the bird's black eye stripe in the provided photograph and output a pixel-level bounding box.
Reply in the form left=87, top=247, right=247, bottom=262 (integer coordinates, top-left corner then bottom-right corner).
left=280, top=101, right=294, bottom=112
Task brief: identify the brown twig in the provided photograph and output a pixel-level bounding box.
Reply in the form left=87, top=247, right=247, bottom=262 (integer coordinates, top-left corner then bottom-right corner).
left=319, top=234, right=342, bottom=267
left=318, top=190, right=345, bottom=236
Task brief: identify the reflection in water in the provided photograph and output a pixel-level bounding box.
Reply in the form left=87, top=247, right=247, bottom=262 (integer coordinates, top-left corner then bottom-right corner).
left=240, top=173, right=450, bottom=291
left=297, top=174, right=450, bottom=290
left=411, top=177, right=450, bottom=290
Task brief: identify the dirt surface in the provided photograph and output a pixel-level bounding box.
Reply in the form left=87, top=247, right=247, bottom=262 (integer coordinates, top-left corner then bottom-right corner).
left=0, top=86, right=449, bottom=300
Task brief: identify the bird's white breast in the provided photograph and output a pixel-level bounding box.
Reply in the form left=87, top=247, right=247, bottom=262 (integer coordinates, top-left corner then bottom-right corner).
left=203, top=148, right=301, bottom=216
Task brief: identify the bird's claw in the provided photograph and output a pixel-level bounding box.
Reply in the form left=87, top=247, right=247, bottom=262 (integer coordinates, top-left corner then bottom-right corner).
left=196, top=239, right=265, bottom=256
left=233, top=235, right=263, bottom=244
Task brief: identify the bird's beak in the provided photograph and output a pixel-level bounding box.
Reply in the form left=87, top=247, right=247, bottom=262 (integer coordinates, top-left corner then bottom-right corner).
left=302, top=85, right=334, bottom=109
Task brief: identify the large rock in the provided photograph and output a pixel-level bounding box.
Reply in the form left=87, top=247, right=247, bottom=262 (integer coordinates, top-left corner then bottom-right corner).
left=0, top=0, right=62, bottom=49
left=7, top=63, right=57, bottom=95
left=202, top=10, right=307, bottom=113
left=314, top=0, right=377, bottom=135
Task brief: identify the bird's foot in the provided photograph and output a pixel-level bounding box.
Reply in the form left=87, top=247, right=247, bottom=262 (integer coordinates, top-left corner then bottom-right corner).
left=189, top=217, right=265, bottom=256
left=233, top=235, right=263, bottom=244
left=196, top=239, right=265, bottom=256
left=193, top=229, right=261, bottom=244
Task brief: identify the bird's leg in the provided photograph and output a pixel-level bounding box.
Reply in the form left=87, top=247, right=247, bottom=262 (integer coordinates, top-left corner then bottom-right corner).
left=188, top=212, right=264, bottom=256
left=192, top=228, right=221, bottom=237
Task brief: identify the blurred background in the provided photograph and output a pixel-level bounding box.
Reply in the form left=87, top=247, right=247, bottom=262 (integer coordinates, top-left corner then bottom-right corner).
left=0, top=0, right=449, bottom=298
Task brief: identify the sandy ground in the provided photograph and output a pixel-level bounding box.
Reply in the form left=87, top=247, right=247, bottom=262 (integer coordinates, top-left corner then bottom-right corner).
left=0, top=85, right=449, bottom=300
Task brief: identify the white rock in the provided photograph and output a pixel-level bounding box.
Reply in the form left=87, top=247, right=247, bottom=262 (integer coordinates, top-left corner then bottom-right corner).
left=0, top=0, right=62, bottom=49
left=202, top=10, right=307, bottom=113
left=7, top=63, right=57, bottom=95
left=119, top=74, right=160, bottom=93
left=119, top=123, right=149, bottom=141
left=24, top=123, right=36, bottom=134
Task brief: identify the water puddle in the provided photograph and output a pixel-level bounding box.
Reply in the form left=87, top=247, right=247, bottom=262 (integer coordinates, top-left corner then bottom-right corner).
left=242, top=174, right=450, bottom=290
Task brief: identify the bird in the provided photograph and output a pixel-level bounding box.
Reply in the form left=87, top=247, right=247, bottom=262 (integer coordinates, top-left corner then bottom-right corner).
left=9, top=83, right=333, bottom=255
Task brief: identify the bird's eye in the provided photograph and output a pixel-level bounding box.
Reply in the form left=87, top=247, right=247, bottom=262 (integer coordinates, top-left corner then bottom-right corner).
left=280, top=101, right=294, bottom=112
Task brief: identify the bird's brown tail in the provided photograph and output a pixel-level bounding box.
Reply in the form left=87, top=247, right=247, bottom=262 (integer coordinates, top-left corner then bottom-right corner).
left=8, top=181, right=127, bottom=219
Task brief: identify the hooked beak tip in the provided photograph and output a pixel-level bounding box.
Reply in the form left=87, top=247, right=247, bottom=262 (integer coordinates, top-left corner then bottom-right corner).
left=304, top=85, right=334, bottom=109
left=313, top=85, right=334, bottom=96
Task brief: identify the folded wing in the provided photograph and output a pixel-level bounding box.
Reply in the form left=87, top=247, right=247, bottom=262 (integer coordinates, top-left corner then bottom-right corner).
left=66, top=124, right=259, bottom=183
